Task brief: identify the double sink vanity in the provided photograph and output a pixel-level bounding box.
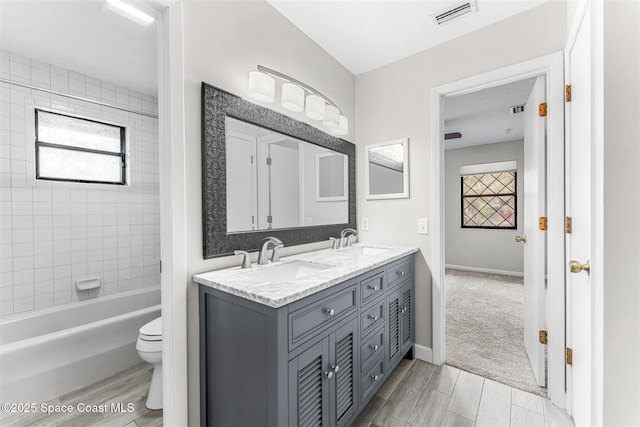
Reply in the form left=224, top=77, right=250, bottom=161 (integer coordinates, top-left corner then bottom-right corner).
left=198, top=82, right=416, bottom=426
left=194, top=243, right=418, bottom=426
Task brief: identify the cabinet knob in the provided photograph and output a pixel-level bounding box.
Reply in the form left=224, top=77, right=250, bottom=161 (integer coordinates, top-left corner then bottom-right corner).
left=400, top=306, right=408, bottom=313
left=371, top=374, right=379, bottom=381
left=326, top=308, right=335, bottom=316
left=370, top=345, right=379, bottom=351
left=332, top=365, right=340, bottom=373
left=368, top=285, right=378, bottom=291
left=368, top=314, right=378, bottom=321
left=396, top=270, right=405, bottom=276
left=325, top=371, right=333, bottom=380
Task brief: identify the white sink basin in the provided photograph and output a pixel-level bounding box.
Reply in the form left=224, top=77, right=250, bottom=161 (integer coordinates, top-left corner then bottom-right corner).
left=242, top=261, right=333, bottom=283
left=344, top=246, right=391, bottom=256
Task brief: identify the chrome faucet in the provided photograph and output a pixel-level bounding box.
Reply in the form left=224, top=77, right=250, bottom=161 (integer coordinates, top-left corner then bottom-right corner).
left=258, top=237, right=284, bottom=265
left=234, top=250, right=252, bottom=269
left=329, top=237, right=340, bottom=250
left=340, top=228, right=358, bottom=248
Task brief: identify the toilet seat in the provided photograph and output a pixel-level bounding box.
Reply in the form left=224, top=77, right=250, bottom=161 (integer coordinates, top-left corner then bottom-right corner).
left=139, top=317, right=162, bottom=341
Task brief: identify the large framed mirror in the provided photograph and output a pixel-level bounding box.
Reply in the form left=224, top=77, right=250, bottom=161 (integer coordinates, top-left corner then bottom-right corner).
left=365, top=138, right=410, bottom=200
left=202, top=82, right=356, bottom=259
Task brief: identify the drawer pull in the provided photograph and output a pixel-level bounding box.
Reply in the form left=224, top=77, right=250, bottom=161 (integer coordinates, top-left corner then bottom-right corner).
left=326, top=308, right=335, bottom=316
left=371, top=374, right=379, bottom=381
left=370, top=345, right=379, bottom=351
left=367, top=285, right=379, bottom=291
left=325, top=370, right=334, bottom=380
left=396, top=270, right=405, bottom=276
left=368, top=315, right=378, bottom=321
left=332, top=365, right=340, bottom=373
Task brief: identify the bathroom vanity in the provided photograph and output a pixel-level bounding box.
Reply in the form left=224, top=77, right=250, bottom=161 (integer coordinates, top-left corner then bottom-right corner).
left=195, top=244, right=417, bottom=427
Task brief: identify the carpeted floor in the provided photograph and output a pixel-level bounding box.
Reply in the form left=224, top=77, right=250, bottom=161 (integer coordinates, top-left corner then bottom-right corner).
left=445, top=268, right=547, bottom=397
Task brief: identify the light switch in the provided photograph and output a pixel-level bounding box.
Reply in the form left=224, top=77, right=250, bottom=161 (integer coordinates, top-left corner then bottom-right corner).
left=361, top=217, right=369, bottom=231
left=418, top=218, right=429, bottom=235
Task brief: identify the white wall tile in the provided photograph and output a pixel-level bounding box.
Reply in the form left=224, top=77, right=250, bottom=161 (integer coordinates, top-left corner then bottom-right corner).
left=2, top=50, right=159, bottom=317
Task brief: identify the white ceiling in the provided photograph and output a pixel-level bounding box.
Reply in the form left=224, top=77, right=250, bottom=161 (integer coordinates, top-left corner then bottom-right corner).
left=443, top=77, right=537, bottom=150
left=266, top=0, right=550, bottom=75
left=1, top=0, right=544, bottom=145
left=0, top=0, right=163, bottom=96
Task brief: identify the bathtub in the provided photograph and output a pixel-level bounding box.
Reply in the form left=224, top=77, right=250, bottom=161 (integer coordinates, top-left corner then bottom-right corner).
left=0, top=287, right=161, bottom=404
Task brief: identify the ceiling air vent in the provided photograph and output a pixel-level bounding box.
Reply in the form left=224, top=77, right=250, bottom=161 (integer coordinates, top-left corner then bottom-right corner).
left=510, top=104, right=526, bottom=114
left=433, top=1, right=477, bottom=25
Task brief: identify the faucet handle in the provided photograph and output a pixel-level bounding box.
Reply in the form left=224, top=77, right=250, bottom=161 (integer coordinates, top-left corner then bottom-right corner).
left=329, top=237, right=339, bottom=250
left=271, top=243, right=284, bottom=263
left=234, top=250, right=252, bottom=269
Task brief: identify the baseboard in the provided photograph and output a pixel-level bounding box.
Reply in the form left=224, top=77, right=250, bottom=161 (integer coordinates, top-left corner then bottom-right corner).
left=445, top=264, right=524, bottom=277
left=413, top=344, right=433, bottom=363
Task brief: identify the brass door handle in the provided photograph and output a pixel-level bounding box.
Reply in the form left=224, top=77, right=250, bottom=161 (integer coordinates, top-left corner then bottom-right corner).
left=515, top=235, right=527, bottom=243
left=570, top=260, right=590, bottom=274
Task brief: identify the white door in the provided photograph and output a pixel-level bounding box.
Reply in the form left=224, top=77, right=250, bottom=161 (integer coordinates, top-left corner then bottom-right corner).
left=269, top=143, right=301, bottom=229
left=566, top=3, right=593, bottom=423
left=226, top=133, right=257, bottom=232
left=522, top=75, right=547, bottom=387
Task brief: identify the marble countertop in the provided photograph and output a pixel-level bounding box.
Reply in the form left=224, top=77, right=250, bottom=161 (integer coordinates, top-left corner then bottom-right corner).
left=193, top=243, right=419, bottom=308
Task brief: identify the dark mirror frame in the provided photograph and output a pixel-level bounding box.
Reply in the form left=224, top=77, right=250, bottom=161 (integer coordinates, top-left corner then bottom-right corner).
left=201, top=82, right=356, bottom=259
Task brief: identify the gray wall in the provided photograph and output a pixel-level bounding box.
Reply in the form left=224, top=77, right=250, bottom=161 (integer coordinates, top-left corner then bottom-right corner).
left=181, top=1, right=355, bottom=422
left=444, top=140, right=524, bottom=274
left=355, top=1, right=567, bottom=350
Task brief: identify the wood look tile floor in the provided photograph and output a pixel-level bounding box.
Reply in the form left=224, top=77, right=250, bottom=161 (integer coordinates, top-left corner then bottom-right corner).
left=1, top=363, right=162, bottom=427
left=2, top=358, right=573, bottom=427
left=354, top=359, right=575, bottom=427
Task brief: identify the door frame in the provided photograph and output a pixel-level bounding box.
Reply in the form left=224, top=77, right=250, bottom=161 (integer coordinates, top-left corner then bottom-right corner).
left=158, top=3, right=189, bottom=426
left=430, top=51, right=566, bottom=408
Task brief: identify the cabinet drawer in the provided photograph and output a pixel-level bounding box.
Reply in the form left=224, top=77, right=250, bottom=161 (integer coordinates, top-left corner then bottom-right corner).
left=360, top=272, right=384, bottom=305
left=289, top=285, right=357, bottom=350
left=360, top=328, right=384, bottom=370
left=361, top=357, right=385, bottom=404
left=386, top=259, right=413, bottom=289
left=360, top=301, right=384, bottom=337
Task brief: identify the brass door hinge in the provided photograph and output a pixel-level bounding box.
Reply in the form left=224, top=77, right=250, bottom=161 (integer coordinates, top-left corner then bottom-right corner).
left=539, top=102, right=548, bottom=117
left=566, top=217, right=573, bottom=234
left=539, top=330, right=548, bottom=344
left=539, top=217, right=548, bottom=231
left=566, top=348, right=573, bottom=365
left=565, top=85, right=572, bottom=102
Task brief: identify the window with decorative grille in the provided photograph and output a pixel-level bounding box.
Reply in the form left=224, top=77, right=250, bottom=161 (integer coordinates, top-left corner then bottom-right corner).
left=461, top=171, right=516, bottom=229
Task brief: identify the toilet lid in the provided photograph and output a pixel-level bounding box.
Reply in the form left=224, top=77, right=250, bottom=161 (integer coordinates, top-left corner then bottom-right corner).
left=140, top=317, right=162, bottom=337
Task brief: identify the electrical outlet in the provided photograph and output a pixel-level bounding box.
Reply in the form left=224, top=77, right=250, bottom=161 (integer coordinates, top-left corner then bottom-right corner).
left=418, top=218, right=429, bottom=235
left=361, top=217, right=369, bottom=231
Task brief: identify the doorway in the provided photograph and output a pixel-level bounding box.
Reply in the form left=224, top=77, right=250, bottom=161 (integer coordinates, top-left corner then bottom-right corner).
left=431, top=51, right=566, bottom=408
left=441, top=77, right=547, bottom=396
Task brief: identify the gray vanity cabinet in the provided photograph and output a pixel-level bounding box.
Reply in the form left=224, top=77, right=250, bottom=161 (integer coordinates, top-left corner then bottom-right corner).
left=386, top=280, right=414, bottom=370
left=199, top=253, right=415, bottom=427
left=288, top=318, right=357, bottom=427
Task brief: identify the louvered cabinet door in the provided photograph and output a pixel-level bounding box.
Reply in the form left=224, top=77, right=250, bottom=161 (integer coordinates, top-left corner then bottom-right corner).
left=330, top=319, right=358, bottom=427
left=386, top=288, right=402, bottom=369
left=289, top=338, right=330, bottom=427
left=400, top=282, right=414, bottom=355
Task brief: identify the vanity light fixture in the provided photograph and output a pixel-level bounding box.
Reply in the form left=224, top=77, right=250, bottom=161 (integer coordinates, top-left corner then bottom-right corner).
left=281, top=82, right=304, bottom=112
left=248, top=65, right=348, bottom=135
left=248, top=71, right=276, bottom=103
left=105, top=0, right=156, bottom=27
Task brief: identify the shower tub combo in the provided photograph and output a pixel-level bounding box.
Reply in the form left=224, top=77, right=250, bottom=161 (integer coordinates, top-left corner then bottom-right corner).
left=0, top=287, right=161, bottom=404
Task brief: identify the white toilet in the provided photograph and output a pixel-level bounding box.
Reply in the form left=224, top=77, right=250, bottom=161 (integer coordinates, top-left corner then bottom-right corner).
left=136, top=316, right=163, bottom=410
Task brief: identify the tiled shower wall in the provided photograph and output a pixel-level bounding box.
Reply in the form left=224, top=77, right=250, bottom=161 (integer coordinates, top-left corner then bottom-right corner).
left=0, top=50, right=160, bottom=316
